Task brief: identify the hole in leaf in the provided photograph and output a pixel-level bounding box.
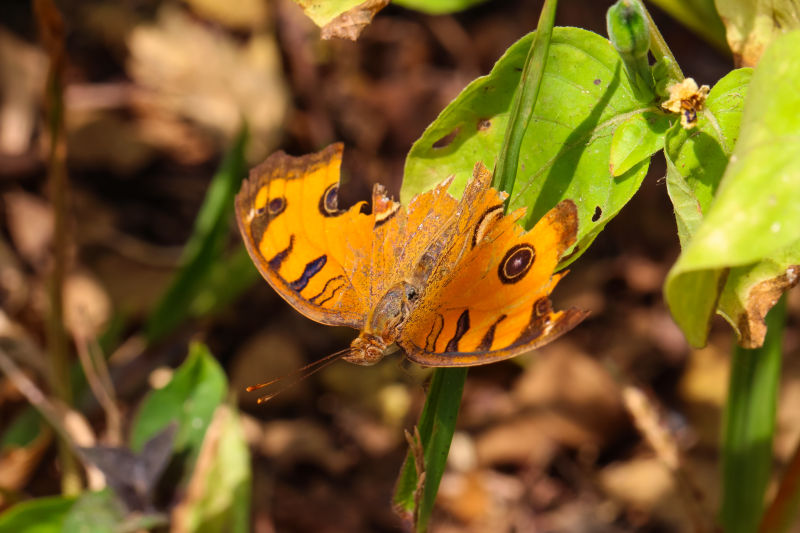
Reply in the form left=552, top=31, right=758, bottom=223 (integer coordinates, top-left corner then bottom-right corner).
left=432, top=127, right=460, bottom=149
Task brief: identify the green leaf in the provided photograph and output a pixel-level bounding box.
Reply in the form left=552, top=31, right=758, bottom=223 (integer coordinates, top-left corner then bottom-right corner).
left=393, top=367, right=467, bottom=523
left=1, top=409, right=43, bottom=450
left=402, top=27, right=654, bottom=265
left=664, top=31, right=800, bottom=348
left=715, top=0, right=800, bottom=66
left=290, top=0, right=362, bottom=27
left=647, top=0, right=728, bottom=53
left=146, top=126, right=248, bottom=344
left=130, top=342, right=227, bottom=465
left=188, top=246, right=259, bottom=318
left=173, top=405, right=251, bottom=533
left=665, top=69, right=751, bottom=215
left=392, top=0, right=488, bottom=14
left=609, top=111, right=670, bottom=176
left=720, top=296, right=785, bottom=533
left=0, top=496, right=75, bottom=533
left=61, top=490, right=124, bottom=533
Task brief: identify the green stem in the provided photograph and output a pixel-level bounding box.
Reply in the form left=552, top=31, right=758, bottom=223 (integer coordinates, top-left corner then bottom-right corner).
left=632, top=0, right=684, bottom=79
left=720, top=295, right=786, bottom=532
left=34, top=0, right=81, bottom=496
left=494, top=0, right=559, bottom=202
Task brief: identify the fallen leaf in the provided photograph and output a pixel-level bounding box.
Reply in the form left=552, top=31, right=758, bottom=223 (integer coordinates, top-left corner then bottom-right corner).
left=127, top=5, right=287, bottom=161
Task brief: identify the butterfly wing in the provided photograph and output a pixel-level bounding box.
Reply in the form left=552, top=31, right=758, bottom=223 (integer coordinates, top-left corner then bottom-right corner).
left=397, top=164, right=587, bottom=366
left=235, top=144, right=375, bottom=328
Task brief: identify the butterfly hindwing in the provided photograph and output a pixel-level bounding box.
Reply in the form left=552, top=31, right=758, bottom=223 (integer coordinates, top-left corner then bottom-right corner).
left=398, top=164, right=587, bottom=366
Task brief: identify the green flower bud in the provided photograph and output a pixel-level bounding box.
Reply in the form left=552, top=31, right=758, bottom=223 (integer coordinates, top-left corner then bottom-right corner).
left=607, top=0, right=650, bottom=58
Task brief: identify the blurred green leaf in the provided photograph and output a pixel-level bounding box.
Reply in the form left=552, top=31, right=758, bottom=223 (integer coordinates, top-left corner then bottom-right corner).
left=61, top=490, right=123, bottom=533
left=714, top=0, right=800, bottom=65
left=647, top=0, right=728, bottom=53
left=609, top=111, right=670, bottom=176
left=402, top=27, right=654, bottom=265
left=665, top=68, right=751, bottom=247
left=130, top=343, right=227, bottom=466
left=145, top=126, right=248, bottom=344
left=665, top=32, right=800, bottom=348
left=173, top=405, right=251, bottom=533
left=721, top=296, right=785, bottom=533
left=0, top=496, right=75, bottom=533
left=0, top=409, right=43, bottom=450
left=392, top=0, right=488, bottom=14
left=188, top=246, right=259, bottom=318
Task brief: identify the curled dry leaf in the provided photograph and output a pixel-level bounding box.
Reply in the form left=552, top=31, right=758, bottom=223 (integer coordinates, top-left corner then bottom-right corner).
left=734, top=265, right=800, bottom=349
left=320, top=0, right=391, bottom=40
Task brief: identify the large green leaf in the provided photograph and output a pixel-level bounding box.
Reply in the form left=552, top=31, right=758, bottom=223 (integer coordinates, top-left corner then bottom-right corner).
left=129, top=343, right=227, bottom=464
left=665, top=68, right=752, bottom=247
left=173, top=405, right=251, bottom=533
left=0, top=497, right=74, bottom=533
left=664, top=31, right=800, bottom=348
left=402, top=27, right=656, bottom=264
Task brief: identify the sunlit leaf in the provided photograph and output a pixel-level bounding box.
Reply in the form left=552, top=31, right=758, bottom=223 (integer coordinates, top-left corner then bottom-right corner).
left=665, top=31, right=800, bottom=348
left=609, top=111, right=670, bottom=177
left=402, top=27, right=655, bottom=266
left=665, top=68, right=751, bottom=247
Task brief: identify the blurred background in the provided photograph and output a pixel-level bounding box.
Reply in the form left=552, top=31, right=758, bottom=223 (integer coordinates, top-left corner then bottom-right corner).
left=1, top=0, right=799, bottom=531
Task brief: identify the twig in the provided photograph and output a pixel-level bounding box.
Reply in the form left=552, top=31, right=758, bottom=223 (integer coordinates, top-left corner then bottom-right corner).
left=622, top=384, right=715, bottom=532
left=34, top=0, right=80, bottom=494
left=74, top=335, right=122, bottom=446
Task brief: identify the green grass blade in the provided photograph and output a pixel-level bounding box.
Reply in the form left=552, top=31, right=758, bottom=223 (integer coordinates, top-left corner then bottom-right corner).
left=393, top=2, right=558, bottom=531
left=493, top=0, right=558, bottom=203
left=720, top=294, right=786, bottom=532
left=145, top=125, right=248, bottom=343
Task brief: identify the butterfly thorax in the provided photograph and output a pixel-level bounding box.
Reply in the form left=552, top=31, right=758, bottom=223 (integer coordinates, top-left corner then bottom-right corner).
left=345, top=281, right=419, bottom=365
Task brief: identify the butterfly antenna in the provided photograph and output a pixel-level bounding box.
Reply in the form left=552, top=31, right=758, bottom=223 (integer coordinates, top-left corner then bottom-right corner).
left=246, top=347, right=351, bottom=404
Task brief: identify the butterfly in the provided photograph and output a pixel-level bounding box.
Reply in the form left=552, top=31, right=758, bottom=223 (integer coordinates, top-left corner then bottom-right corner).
left=235, top=143, right=586, bottom=370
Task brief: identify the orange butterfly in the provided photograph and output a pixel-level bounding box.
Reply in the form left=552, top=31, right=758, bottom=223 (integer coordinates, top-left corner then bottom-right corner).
left=235, top=143, right=586, bottom=369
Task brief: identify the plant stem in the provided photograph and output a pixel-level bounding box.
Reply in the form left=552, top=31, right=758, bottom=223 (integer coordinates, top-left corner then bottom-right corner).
left=494, top=0, right=559, bottom=202
left=34, top=0, right=81, bottom=496
left=720, top=295, right=785, bottom=532
left=632, top=0, right=684, bottom=79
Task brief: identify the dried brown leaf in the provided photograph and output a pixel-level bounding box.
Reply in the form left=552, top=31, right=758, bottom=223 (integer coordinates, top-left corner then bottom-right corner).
left=320, top=0, right=390, bottom=40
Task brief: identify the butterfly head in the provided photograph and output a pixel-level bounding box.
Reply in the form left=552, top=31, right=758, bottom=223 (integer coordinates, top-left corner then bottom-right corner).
left=345, top=281, right=419, bottom=366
